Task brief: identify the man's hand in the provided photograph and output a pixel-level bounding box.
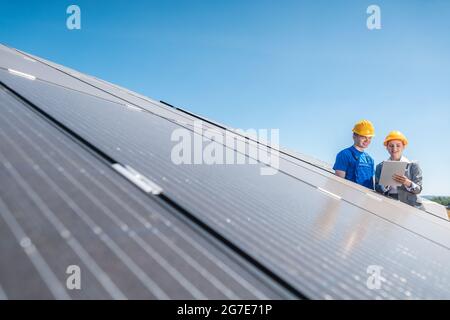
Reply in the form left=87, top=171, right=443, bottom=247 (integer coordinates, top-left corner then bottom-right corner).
left=392, top=174, right=412, bottom=187
left=335, top=170, right=346, bottom=178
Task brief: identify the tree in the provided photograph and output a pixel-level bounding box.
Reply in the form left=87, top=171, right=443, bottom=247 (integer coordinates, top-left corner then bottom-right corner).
left=429, top=196, right=450, bottom=207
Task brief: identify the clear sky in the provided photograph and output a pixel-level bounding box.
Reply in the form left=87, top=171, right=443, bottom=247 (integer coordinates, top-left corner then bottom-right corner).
left=1, top=0, right=449, bottom=195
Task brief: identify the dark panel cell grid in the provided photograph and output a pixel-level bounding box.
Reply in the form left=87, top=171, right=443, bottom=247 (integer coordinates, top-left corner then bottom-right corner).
left=0, top=85, right=284, bottom=299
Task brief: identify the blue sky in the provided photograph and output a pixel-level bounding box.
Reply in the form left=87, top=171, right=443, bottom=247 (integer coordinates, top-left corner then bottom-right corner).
left=1, top=0, right=449, bottom=195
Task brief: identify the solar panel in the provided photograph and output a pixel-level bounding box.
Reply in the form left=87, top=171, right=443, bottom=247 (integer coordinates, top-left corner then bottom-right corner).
left=1, top=66, right=450, bottom=299
left=0, top=45, right=125, bottom=105
left=0, top=84, right=286, bottom=299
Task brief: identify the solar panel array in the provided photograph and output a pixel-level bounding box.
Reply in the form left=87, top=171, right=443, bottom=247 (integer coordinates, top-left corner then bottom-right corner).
left=1, top=43, right=450, bottom=299
left=0, top=84, right=289, bottom=299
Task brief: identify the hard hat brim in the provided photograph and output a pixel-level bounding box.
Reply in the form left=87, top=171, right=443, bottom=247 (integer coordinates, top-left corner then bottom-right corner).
left=384, top=139, right=408, bottom=146
left=352, top=130, right=375, bottom=137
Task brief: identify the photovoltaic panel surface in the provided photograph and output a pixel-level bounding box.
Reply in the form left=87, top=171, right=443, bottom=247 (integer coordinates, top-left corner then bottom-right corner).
left=1, top=68, right=450, bottom=299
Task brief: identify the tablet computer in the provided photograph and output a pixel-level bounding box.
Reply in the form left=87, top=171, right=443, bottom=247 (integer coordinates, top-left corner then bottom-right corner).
left=379, top=161, right=408, bottom=186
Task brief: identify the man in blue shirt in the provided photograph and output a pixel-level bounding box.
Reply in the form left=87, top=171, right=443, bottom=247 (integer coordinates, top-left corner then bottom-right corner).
left=333, top=120, right=375, bottom=190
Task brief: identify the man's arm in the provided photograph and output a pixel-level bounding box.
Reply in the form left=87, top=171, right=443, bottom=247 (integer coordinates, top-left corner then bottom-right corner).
left=335, top=170, right=346, bottom=178
left=333, top=151, right=348, bottom=179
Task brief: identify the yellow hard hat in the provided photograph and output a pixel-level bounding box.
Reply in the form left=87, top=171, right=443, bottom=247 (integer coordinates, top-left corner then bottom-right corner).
left=352, top=120, right=375, bottom=137
left=383, top=130, right=408, bottom=146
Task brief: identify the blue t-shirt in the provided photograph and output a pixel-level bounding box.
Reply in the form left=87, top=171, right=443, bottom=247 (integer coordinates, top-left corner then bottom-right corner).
left=333, top=146, right=374, bottom=190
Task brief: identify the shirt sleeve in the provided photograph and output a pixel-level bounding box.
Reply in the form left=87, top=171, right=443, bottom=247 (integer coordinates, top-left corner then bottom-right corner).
left=406, top=182, right=419, bottom=193
left=406, top=163, right=423, bottom=194
left=333, top=151, right=349, bottom=172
